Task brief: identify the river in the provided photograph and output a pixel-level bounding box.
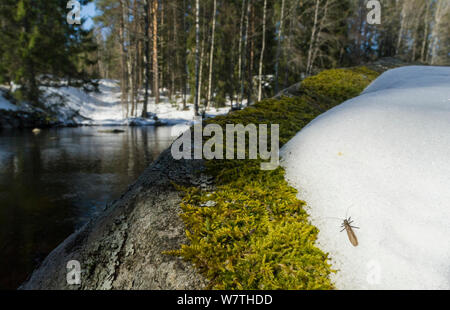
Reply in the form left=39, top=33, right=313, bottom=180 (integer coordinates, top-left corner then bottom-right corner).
left=0, top=126, right=176, bottom=289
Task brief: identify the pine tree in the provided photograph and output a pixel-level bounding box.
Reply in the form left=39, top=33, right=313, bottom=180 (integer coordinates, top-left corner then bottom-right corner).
left=0, top=0, right=97, bottom=106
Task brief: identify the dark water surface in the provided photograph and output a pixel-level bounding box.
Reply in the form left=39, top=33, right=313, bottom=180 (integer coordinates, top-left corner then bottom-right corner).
left=0, top=126, right=175, bottom=289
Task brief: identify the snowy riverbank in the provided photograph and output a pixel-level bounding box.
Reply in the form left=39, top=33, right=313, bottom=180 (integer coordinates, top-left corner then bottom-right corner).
left=0, top=80, right=230, bottom=128
left=281, top=66, right=450, bottom=289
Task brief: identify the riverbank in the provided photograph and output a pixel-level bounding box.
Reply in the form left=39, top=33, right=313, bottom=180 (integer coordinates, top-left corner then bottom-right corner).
left=20, top=59, right=408, bottom=290
left=0, top=80, right=229, bottom=129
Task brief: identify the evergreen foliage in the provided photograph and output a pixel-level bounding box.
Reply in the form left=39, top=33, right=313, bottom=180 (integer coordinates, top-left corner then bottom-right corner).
left=0, top=0, right=97, bottom=106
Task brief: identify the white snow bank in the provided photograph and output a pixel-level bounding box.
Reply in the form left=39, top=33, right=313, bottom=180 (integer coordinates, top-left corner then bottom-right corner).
left=363, top=66, right=450, bottom=95
left=281, top=66, right=450, bottom=290
left=0, top=92, right=18, bottom=111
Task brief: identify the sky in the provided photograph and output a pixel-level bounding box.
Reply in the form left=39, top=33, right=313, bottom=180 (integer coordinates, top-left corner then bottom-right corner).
left=81, top=2, right=97, bottom=30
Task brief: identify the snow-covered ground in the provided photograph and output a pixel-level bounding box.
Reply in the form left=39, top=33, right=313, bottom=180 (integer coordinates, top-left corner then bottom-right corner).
left=281, top=66, right=450, bottom=290
left=1, top=79, right=230, bottom=126
left=0, top=92, right=18, bottom=111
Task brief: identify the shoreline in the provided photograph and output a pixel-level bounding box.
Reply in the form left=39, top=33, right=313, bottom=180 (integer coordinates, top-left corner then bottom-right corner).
left=20, top=147, right=209, bottom=290
left=0, top=111, right=182, bottom=129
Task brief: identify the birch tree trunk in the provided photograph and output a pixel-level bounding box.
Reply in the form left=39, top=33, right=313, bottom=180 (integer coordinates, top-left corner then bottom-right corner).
left=194, top=0, right=200, bottom=116
left=257, top=0, right=267, bottom=102
left=396, top=0, right=407, bottom=55
left=134, top=38, right=141, bottom=117
left=274, top=0, right=285, bottom=93
left=182, top=0, right=188, bottom=111
left=429, top=0, right=448, bottom=65
left=311, top=0, right=329, bottom=74
left=247, top=2, right=255, bottom=106
left=131, top=0, right=140, bottom=117
left=421, top=0, right=431, bottom=62
left=142, top=0, right=151, bottom=117
left=240, top=0, right=251, bottom=107
left=160, top=1, right=164, bottom=89
left=152, top=0, right=160, bottom=104
left=306, top=0, right=320, bottom=76
left=237, top=0, right=247, bottom=107
left=118, top=0, right=129, bottom=118
left=127, top=0, right=135, bottom=117
left=284, top=1, right=292, bottom=89
left=411, top=1, right=424, bottom=62
left=198, top=32, right=205, bottom=110
left=206, top=0, right=217, bottom=110
left=171, top=3, right=177, bottom=101
left=127, top=55, right=134, bottom=116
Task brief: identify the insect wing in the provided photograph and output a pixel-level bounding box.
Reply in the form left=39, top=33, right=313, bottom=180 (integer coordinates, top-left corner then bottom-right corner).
left=346, top=226, right=359, bottom=247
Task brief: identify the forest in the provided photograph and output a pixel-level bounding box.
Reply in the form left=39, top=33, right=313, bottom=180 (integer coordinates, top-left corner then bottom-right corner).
left=1, top=0, right=450, bottom=292
left=0, top=0, right=449, bottom=117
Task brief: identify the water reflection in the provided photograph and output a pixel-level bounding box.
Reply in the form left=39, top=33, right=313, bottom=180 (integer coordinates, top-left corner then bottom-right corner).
left=0, top=126, right=175, bottom=289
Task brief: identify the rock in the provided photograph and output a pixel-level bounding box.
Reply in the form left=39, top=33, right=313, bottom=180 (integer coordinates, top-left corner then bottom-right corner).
left=0, top=110, right=54, bottom=129
left=98, top=129, right=126, bottom=134
left=273, top=82, right=303, bottom=99
left=20, top=148, right=208, bottom=290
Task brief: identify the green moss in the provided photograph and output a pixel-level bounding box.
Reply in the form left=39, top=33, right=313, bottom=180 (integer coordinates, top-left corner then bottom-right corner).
left=300, top=67, right=379, bottom=110
left=168, top=67, right=380, bottom=290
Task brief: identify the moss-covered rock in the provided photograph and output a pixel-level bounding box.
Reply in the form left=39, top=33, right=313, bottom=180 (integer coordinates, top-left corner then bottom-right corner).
left=169, top=67, right=380, bottom=290
left=299, top=67, right=379, bottom=110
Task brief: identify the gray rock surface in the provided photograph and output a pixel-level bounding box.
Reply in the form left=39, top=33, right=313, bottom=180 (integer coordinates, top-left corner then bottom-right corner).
left=20, top=148, right=209, bottom=290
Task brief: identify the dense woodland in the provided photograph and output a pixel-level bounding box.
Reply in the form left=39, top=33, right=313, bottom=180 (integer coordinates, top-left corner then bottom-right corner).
left=0, top=0, right=97, bottom=106
left=0, top=0, right=449, bottom=115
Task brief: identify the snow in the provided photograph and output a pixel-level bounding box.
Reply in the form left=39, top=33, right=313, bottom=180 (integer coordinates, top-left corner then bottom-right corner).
left=42, top=80, right=230, bottom=126
left=0, top=92, right=18, bottom=111
left=1, top=79, right=229, bottom=126
left=280, top=66, right=450, bottom=290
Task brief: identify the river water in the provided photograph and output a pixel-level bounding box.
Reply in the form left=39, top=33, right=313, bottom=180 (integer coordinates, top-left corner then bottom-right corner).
left=0, top=126, right=176, bottom=289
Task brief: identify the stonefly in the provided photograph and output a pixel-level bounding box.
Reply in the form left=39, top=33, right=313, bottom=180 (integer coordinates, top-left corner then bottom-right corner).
left=341, top=217, right=359, bottom=247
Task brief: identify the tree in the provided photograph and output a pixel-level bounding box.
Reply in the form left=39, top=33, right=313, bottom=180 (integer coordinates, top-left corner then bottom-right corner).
left=429, top=0, right=449, bottom=65
left=0, top=0, right=97, bottom=106
left=206, top=0, right=217, bottom=110
left=118, top=0, right=129, bottom=117
left=274, top=0, right=285, bottom=91
left=142, top=0, right=151, bottom=117
left=152, top=0, right=160, bottom=105
left=306, top=0, right=321, bottom=76
left=240, top=0, right=251, bottom=107
left=87, top=0, right=449, bottom=117
left=237, top=0, right=247, bottom=107
left=194, top=0, right=200, bottom=116
left=257, top=0, right=268, bottom=102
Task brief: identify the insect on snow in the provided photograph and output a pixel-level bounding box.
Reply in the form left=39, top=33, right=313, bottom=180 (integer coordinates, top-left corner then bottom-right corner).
left=322, top=208, right=360, bottom=247
left=340, top=217, right=359, bottom=247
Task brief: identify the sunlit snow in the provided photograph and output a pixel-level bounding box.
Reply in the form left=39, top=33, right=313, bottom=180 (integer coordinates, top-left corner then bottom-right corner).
left=281, top=66, right=450, bottom=289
